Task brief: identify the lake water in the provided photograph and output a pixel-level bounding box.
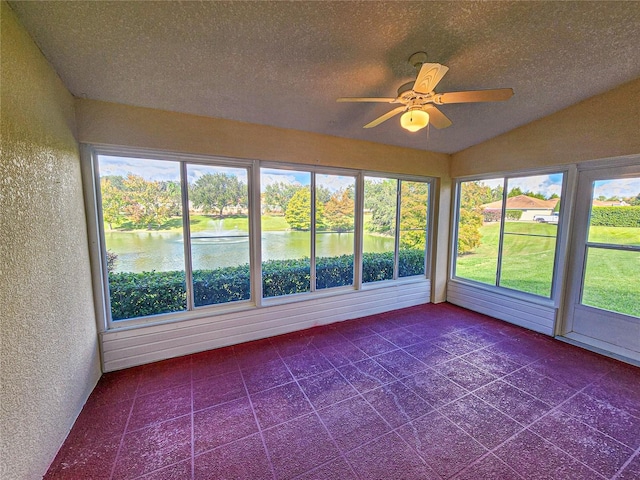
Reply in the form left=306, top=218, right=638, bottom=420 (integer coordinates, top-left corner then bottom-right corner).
left=106, top=229, right=394, bottom=273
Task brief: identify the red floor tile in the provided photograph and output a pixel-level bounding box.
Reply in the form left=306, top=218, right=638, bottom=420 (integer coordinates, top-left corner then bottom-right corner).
left=295, top=456, right=357, bottom=480
left=128, top=384, right=191, bottom=431
left=262, top=413, right=340, bottom=479
left=362, top=381, right=432, bottom=428
left=112, top=415, right=191, bottom=479
left=344, top=432, right=440, bottom=479
left=530, top=409, right=633, bottom=477
left=402, top=367, right=467, bottom=408
left=494, top=429, right=603, bottom=480
left=338, top=358, right=396, bottom=393
left=317, top=396, right=390, bottom=453
left=192, top=370, right=246, bottom=411
left=474, top=379, right=554, bottom=426
left=193, top=397, right=258, bottom=454
left=194, top=434, right=272, bottom=480
left=454, top=454, right=524, bottom=480
left=298, top=369, right=358, bottom=409
left=44, top=303, right=640, bottom=480
left=250, top=381, right=313, bottom=429
left=397, top=411, right=487, bottom=478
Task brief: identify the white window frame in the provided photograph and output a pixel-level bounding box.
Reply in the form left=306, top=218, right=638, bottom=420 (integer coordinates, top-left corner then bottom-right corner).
left=450, top=166, right=575, bottom=306
left=82, top=145, right=435, bottom=332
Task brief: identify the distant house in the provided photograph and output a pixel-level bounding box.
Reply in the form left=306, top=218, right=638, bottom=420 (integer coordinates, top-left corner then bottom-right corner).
left=592, top=199, right=629, bottom=206
left=482, top=194, right=559, bottom=221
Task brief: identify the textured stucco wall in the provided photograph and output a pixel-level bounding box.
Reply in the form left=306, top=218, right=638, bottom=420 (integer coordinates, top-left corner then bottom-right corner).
left=0, top=3, right=101, bottom=479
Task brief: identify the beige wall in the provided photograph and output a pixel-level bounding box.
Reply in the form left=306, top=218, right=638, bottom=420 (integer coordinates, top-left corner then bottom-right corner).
left=75, top=99, right=450, bottom=178
left=451, top=78, right=640, bottom=176
left=0, top=3, right=101, bottom=479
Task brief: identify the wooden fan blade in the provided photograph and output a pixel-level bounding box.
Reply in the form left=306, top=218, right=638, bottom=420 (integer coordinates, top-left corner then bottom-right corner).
left=337, top=97, right=397, bottom=103
left=363, top=106, right=406, bottom=128
left=413, top=63, right=449, bottom=94
left=436, top=88, right=514, bottom=104
left=424, top=105, right=452, bottom=129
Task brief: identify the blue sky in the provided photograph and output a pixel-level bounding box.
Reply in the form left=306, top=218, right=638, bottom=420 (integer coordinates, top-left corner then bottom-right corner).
left=480, top=174, right=639, bottom=199
left=99, top=155, right=639, bottom=199
left=98, top=157, right=354, bottom=192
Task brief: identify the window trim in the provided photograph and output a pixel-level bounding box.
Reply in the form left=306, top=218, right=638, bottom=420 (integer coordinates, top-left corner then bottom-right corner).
left=82, top=145, right=435, bottom=332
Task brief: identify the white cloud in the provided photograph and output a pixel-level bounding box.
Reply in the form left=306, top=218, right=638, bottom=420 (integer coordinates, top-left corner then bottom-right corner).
left=594, top=178, right=640, bottom=199
left=317, top=174, right=355, bottom=192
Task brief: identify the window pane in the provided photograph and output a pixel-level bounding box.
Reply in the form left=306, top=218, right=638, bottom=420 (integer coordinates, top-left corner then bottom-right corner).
left=187, top=164, right=250, bottom=307
left=399, top=180, right=429, bottom=277
left=455, top=179, right=503, bottom=285
left=499, top=234, right=556, bottom=296
left=261, top=168, right=311, bottom=297
left=499, top=173, right=563, bottom=297
left=588, top=178, right=640, bottom=246
left=582, top=248, right=640, bottom=318
left=315, top=174, right=355, bottom=289
left=98, top=155, right=186, bottom=320
left=363, top=177, right=397, bottom=282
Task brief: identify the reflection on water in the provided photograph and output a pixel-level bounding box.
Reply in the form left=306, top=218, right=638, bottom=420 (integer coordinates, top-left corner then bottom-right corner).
left=105, top=230, right=394, bottom=273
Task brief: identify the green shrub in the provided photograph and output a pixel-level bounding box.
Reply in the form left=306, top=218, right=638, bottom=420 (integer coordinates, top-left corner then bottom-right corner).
left=483, top=210, right=501, bottom=222
left=506, top=210, right=523, bottom=220
left=108, top=250, right=426, bottom=320
left=590, top=206, right=640, bottom=227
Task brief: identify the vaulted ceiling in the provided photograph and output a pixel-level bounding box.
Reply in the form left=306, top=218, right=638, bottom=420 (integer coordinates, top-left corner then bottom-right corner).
left=9, top=1, right=640, bottom=154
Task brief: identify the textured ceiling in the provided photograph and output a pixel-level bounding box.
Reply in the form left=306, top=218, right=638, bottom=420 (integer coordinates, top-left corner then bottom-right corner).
left=8, top=1, right=640, bottom=154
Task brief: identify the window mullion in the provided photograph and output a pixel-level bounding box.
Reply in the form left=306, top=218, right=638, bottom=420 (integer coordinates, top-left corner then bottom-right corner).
left=495, top=178, right=508, bottom=287
left=180, top=162, right=195, bottom=311
left=310, top=174, right=317, bottom=292
left=250, top=162, right=262, bottom=305
left=393, top=180, right=402, bottom=280
left=354, top=173, right=364, bottom=289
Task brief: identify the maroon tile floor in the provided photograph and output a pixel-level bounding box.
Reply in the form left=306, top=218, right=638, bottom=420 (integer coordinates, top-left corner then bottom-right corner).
left=45, top=303, right=640, bottom=479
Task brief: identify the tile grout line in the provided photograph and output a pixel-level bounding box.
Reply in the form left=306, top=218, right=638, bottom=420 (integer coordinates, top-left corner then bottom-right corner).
left=610, top=444, right=640, bottom=480
left=190, top=357, right=195, bottom=480
left=274, top=338, right=362, bottom=479
left=237, top=353, right=278, bottom=480
left=108, top=373, right=140, bottom=480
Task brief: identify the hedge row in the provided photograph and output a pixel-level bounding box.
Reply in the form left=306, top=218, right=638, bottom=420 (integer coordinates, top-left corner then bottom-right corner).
left=483, top=209, right=523, bottom=222
left=108, top=250, right=425, bottom=320
left=590, top=206, right=640, bottom=227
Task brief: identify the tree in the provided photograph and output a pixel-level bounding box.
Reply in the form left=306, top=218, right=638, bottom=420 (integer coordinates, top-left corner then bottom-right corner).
left=507, top=186, right=523, bottom=197
left=263, top=182, right=302, bottom=213
left=457, top=181, right=489, bottom=255
left=284, top=188, right=325, bottom=230
left=523, top=190, right=547, bottom=200
left=161, top=180, right=182, bottom=217
left=399, top=182, right=429, bottom=250
left=324, top=190, right=354, bottom=233
left=121, top=174, right=174, bottom=229
left=100, top=177, right=125, bottom=230
left=190, top=173, right=246, bottom=217
left=630, top=193, right=640, bottom=206
left=316, top=185, right=332, bottom=204
left=364, top=178, right=397, bottom=235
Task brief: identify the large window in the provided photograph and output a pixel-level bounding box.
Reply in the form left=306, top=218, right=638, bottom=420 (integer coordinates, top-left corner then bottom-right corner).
left=93, top=151, right=432, bottom=324
left=187, top=164, right=251, bottom=307
left=363, top=177, right=429, bottom=282
left=454, top=172, right=564, bottom=298
left=581, top=177, right=640, bottom=317
left=261, top=168, right=312, bottom=297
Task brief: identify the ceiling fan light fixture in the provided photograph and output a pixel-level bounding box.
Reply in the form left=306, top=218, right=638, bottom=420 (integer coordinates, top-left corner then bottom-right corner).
left=400, top=109, right=429, bottom=132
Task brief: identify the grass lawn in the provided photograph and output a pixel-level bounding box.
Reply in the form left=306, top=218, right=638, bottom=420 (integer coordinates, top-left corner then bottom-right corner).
left=456, top=222, right=639, bottom=317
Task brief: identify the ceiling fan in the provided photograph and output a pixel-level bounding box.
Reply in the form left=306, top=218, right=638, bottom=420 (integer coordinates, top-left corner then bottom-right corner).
left=337, top=52, right=514, bottom=132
